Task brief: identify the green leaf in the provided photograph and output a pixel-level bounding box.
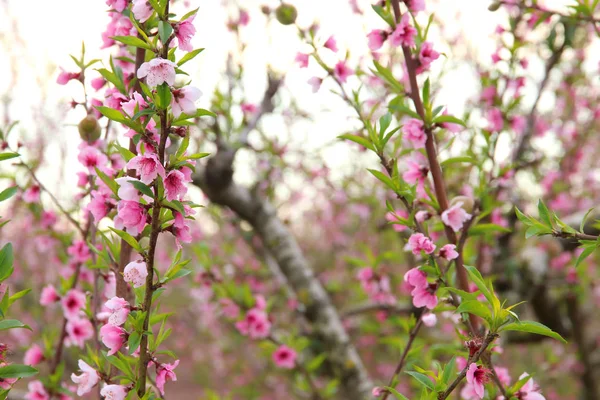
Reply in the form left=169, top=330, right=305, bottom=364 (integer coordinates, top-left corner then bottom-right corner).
left=0, top=243, right=14, bottom=282
left=0, top=364, right=38, bottom=379
left=381, top=387, right=409, bottom=400
left=372, top=61, right=404, bottom=93
left=113, top=143, right=135, bottom=162
left=95, top=167, right=119, bottom=196
left=433, top=115, right=466, bottom=127
left=389, top=96, right=421, bottom=119
left=174, top=108, right=216, bottom=121
left=130, top=181, right=154, bottom=198
left=580, top=208, right=594, bottom=233
left=0, top=319, right=31, bottom=331
left=0, top=187, right=18, bottom=202
left=440, top=156, right=476, bottom=167
left=96, top=68, right=126, bottom=94
left=500, top=320, right=567, bottom=343
left=128, top=332, right=142, bottom=355
left=368, top=169, right=396, bottom=191
left=464, top=265, right=494, bottom=306
left=456, top=300, right=492, bottom=323
left=442, top=357, right=456, bottom=384
left=0, top=152, right=20, bottom=162
left=158, top=21, right=173, bottom=45
left=111, top=36, right=154, bottom=51
left=156, top=83, right=172, bottom=110
left=406, top=371, right=435, bottom=390
left=339, top=133, right=375, bottom=151
left=95, top=106, right=127, bottom=124
left=109, top=227, right=144, bottom=254
left=186, top=153, right=210, bottom=160
left=575, top=243, right=597, bottom=268
left=177, top=48, right=205, bottom=66
left=537, top=199, right=553, bottom=228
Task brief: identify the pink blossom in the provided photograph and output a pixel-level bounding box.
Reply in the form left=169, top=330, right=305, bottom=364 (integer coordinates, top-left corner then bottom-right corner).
left=71, top=360, right=99, bottom=396
left=307, top=77, right=322, bottom=93
left=126, top=153, right=165, bottom=184
left=171, top=86, right=202, bottom=118
left=120, top=91, right=147, bottom=117
left=494, top=367, right=511, bottom=386
left=513, top=373, right=545, bottom=400
left=123, top=260, right=148, bottom=288
left=367, top=30, right=387, bottom=51
left=100, top=384, right=129, bottom=400
left=403, top=118, right=427, bottom=148
left=23, top=185, right=41, bottom=203
left=116, top=201, right=147, bottom=236
left=372, top=387, right=384, bottom=397
left=406, top=0, right=425, bottom=12
left=219, top=298, right=240, bottom=319
left=24, top=380, right=50, bottom=400
left=389, top=14, right=417, bottom=47
left=56, top=68, right=80, bottom=85
left=78, top=146, right=108, bottom=172
left=61, top=289, right=87, bottom=320
left=334, top=61, right=353, bottom=83
left=487, top=108, right=504, bottom=132
left=441, top=202, right=472, bottom=232
left=115, top=177, right=144, bottom=201
left=40, top=210, right=57, bottom=229
left=272, top=345, right=297, bottom=369
left=403, top=152, right=429, bottom=184
left=105, top=297, right=130, bottom=326
left=155, top=360, right=179, bottom=395
left=172, top=212, right=192, bottom=249
left=418, top=41, right=440, bottom=72
left=324, top=35, right=338, bottom=52
left=439, top=244, right=459, bottom=260
left=466, top=363, right=489, bottom=399
left=422, top=312, right=437, bottom=327
left=137, top=58, right=177, bottom=87
left=174, top=15, right=196, bottom=52
left=415, top=210, right=431, bottom=223
left=481, top=86, right=496, bottom=105
left=87, top=190, right=113, bottom=222
left=162, top=171, right=187, bottom=200
left=236, top=308, right=271, bottom=339
left=511, top=115, right=526, bottom=135
left=408, top=233, right=436, bottom=255
left=24, top=344, right=44, bottom=366
left=106, top=0, right=128, bottom=12
left=132, top=0, right=153, bottom=22
left=0, top=370, right=17, bottom=390
left=386, top=209, right=409, bottom=232
left=40, top=285, right=60, bottom=306
left=66, top=316, right=94, bottom=348
left=100, top=324, right=127, bottom=355
left=101, top=12, right=135, bottom=49
left=295, top=53, right=309, bottom=68
left=67, top=240, right=92, bottom=263
left=404, top=268, right=438, bottom=309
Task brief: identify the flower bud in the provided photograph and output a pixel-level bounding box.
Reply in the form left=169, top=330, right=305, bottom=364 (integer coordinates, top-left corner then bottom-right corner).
left=78, top=115, right=101, bottom=142
left=261, top=5, right=271, bottom=15
left=449, top=196, right=474, bottom=213
left=275, top=3, right=297, bottom=25
left=488, top=2, right=501, bottom=11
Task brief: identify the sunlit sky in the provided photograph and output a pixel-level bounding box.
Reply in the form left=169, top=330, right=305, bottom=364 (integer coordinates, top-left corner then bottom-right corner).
left=0, top=0, right=590, bottom=208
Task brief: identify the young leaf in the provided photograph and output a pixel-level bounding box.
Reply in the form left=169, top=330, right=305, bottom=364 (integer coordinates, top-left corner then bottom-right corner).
left=109, top=227, right=144, bottom=254
left=177, top=48, right=205, bottom=66
left=0, top=319, right=31, bottom=331
left=500, top=320, right=567, bottom=343
left=0, top=243, right=14, bottom=282
left=0, top=187, right=18, bottom=202
left=405, top=371, right=435, bottom=390
left=0, top=364, right=38, bottom=379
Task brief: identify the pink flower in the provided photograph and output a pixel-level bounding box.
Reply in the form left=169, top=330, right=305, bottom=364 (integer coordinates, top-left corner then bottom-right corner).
left=106, top=0, right=128, bottom=12
left=307, top=77, right=322, bottom=93
left=386, top=209, right=409, bottom=232
left=418, top=41, right=440, bottom=72
left=124, top=260, right=148, bottom=288
left=422, top=312, right=437, bottom=327
left=513, top=373, right=545, bottom=400
left=367, top=30, right=387, bottom=51
left=71, top=360, right=99, bottom=396
left=406, top=0, right=425, bottom=12
left=494, top=367, right=511, bottom=386
left=171, top=86, right=202, bottom=117
left=121, top=91, right=147, bottom=117
left=115, top=177, right=144, bottom=201
left=236, top=308, right=271, bottom=339
left=403, top=152, right=429, bottom=184
left=100, top=324, right=127, bottom=356
left=67, top=240, right=91, bottom=263
left=116, top=201, right=147, bottom=236
left=155, top=360, right=179, bottom=395
left=40, top=285, right=60, bottom=306
left=23, top=185, right=41, bottom=203
left=272, top=345, right=297, bottom=369
left=78, top=146, right=108, bottom=172
left=487, top=108, right=504, bottom=132
left=441, top=202, right=472, bottom=232
left=404, top=267, right=438, bottom=309
left=403, top=118, right=426, bottom=148
left=408, top=233, right=436, bottom=255
left=389, top=14, right=417, bottom=47
left=61, top=289, right=87, bottom=320
left=126, top=153, right=165, bottom=184
left=324, top=35, right=338, bottom=52
left=439, top=244, right=459, bottom=260
left=24, top=344, right=44, bottom=366
left=132, top=0, right=153, bottom=22
left=372, top=387, right=384, bottom=397
left=40, top=210, right=57, bottom=229
left=137, top=58, right=177, bottom=87
left=172, top=212, right=192, bottom=249
left=56, top=68, right=80, bottom=85
left=295, top=53, right=309, bottom=68
left=466, top=363, right=489, bottom=399
left=334, top=61, right=353, bottom=83
left=0, top=370, right=17, bottom=390
left=164, top=170, right=188, bottom=201
left=105, top=297, right=130, bottom=326
left=24, top=380, right=50, bottom=400
left=66, top=316, right=94, bottom=348
left=100, top=384, right=129, bottom=400
left=87, top=190, right=113, bottom=222
left=174, top=15, right=196, bottom=52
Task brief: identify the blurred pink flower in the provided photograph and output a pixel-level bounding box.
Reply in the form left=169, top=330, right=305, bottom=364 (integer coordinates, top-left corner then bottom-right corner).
left=272, top=345, right=297, bottom=369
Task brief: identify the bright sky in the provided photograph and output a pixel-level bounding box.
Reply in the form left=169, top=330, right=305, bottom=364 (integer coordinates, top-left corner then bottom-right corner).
left=0, top=0, right=583, bottom=206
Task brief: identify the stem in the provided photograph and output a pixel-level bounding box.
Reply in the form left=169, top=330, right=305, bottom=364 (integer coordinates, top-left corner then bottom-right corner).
left=381, top=317, right=424, bottom=400
left=391, top=1, right=478, bottom=332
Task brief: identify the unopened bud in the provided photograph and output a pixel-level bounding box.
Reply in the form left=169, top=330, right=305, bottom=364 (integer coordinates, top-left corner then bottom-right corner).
left=488, top=2, right=501, bottom=11
left=261, top=5, right=271, bottom=15
left=275, top=3, right=297, bottom=25
left=78, top=115, right=101, bottom=142
left=449, top=196, right=474, bottom=213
